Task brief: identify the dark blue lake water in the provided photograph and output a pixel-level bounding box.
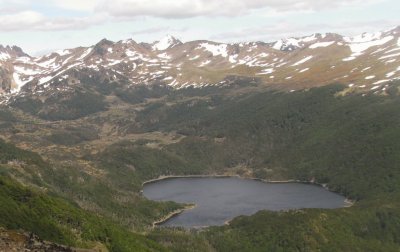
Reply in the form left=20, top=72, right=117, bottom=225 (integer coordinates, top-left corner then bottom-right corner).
left=143, top=177, right=346, bottom=228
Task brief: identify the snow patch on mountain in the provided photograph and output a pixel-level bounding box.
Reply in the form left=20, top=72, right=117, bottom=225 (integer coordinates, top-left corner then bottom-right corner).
left=299, top=68, right=310, bottom=73
left=346, top=35, right=394, bottom=58
left=385, top=47, right=400, bottom=54
left=107, top=59, right=122, bottom=66
left=14, top=66, right=41, bottom=75
left=309, top=41, right=335, bottom=49
left=386, top=66, right=400, bottom=77
left=36, top=57, right=58, bottom=69
left=152, top=35, right=180, bottom=51
left=361, top=67, right=371, bottom=73
left=379, top=52, right=400, bottom=59
left=199, top=43, right=228, bottom=57
left=77, top=48, right=92, bottom=61
left=12, top=73, right=28, bottom=92
left=256, top=68, right=274, bottom=75
left=157, top=53, right=171, bottom=60
left=344, top=32, right=382, bottom=43
left=272, top=34, right=322, bottom=51
left=373, top=79, right=389, bottom=85
left=273, top=38, right=300, bottom=51
left=228, top=55, right=238, bottom=63
left=15, top=56, right=31, bottom=64
left=199, top=60, right=211, bottom=67
left=56, top=49, right=71, bottom=56
left=0, top=52, right=10, bottom=61
left=301, top=34, right=318, bottom=42
left=292, top=56, right=313, bottom=66
left=273, top=40, right=284, bottom=50
left=189, top=55, right=200, bottom=60
left=39, top=76, right=53, bottom=85
left=343, top=56, right=356, bottom=61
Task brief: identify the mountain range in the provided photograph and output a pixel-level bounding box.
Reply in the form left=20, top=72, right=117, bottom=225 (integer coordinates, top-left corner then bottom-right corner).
left=1, top=26, right=400, bottom=100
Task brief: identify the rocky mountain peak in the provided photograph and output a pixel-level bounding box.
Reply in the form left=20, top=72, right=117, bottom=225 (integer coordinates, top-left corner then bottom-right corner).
left=92, top=38, right=115, bottom=56
left=152, top=35, right=182, bottom=51
left=0, top=45, right=29, bottom=60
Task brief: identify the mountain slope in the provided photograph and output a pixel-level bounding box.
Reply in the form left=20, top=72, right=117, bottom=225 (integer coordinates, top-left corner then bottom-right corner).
left=0, top=139, right=170, bottom=251
left=0, top=26, right=399, bottom=100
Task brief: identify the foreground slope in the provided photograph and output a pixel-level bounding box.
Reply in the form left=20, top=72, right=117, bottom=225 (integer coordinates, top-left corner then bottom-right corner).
left=0, top=139, right=170, bottom=251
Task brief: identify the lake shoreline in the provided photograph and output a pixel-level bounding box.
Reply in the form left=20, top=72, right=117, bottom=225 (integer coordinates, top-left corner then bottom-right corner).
left=143, top=174, right=355, bottom=228
left=152, top=204, right=196, bottom=228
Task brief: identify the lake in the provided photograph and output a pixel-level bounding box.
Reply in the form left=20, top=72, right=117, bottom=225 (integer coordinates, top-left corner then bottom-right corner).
left=143, top=177, right=347, bottom=228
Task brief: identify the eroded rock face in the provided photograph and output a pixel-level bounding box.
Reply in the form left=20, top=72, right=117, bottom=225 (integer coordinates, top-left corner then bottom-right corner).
left=0, top=228, right=95, bottom=252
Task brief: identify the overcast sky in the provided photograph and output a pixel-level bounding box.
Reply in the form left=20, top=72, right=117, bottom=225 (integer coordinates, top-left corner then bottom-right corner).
left=0, top=0, right=399, bottom=55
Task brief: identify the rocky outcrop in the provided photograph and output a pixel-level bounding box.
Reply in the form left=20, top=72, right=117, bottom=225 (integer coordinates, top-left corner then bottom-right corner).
left=0, top=228, right=97, bottom=252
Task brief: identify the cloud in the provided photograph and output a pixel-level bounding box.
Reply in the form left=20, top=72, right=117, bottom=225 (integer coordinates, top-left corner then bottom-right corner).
left=2, top=0, right=383, bottom=17
left=0, top=0, right=389, bottom=32
left=210, top=19, right=400, bottom=43
left=0, top=0, right=97, bottom=13
left=0, top=10, right=107, bottom=31
left=0, top=11, right=44, bottom=31
left=95, top=0, right=383, bottom=18
left=210, top=22, right=325, bottom=42
left=48, top=0, right=99, bottom=12
left=39, top=14, right=107, bottom=31
left=0, top=0, right=30, bottom=13
left=131, top=26, right=188, bottom=36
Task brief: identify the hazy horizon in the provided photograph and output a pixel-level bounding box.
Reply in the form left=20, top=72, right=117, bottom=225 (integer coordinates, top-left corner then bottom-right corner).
left=0, top=0, right=399, bottom=55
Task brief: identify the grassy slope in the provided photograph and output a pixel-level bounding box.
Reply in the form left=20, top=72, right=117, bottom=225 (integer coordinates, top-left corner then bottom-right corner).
left=206, top=199, right=400, bottom=252
left=2, top=81, right=400, bottom=251
left=0, top=140, right=167, bottom=251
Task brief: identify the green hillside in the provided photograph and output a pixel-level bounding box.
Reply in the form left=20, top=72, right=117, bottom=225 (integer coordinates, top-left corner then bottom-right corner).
left=1, top=81, right=400, bottom=251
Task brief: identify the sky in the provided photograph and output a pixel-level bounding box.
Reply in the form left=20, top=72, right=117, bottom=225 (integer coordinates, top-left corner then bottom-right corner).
left=0, top=0, right=399, bottom=56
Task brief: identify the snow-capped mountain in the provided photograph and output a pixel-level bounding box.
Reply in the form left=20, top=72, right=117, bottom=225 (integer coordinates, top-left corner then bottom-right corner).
left=1, top=27, right=400, bottom=100
left=151, top=35, right=182, bottom=51
left=0, top=45, right=27, bottom=60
